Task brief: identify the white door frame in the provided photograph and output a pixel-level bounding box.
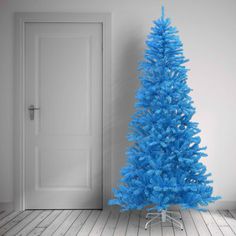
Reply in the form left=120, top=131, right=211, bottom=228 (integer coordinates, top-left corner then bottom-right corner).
left=14, top=12, right=112, bottom=211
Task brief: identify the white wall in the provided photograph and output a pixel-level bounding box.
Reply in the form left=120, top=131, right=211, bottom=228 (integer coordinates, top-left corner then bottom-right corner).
left=0, top=0, right=236, bottom=208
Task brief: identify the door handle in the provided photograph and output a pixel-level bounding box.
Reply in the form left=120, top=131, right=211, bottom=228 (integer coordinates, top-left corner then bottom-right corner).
left=28, top=105, right=40, bottom=120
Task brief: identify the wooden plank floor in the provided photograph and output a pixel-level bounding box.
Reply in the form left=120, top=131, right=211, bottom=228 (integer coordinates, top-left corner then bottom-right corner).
left=0, top=209, right=235, bottom=235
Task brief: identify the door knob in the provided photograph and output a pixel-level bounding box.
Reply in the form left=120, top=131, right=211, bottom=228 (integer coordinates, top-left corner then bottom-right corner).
left=28, top=105, right=40, bottom=120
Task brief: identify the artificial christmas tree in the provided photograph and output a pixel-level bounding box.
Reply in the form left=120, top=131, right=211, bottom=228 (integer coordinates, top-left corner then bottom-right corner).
left=109, top=7, right=220, bottom=230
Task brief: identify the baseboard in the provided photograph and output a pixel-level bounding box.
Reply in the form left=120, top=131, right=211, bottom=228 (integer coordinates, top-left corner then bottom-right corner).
left=1, top=201, right=235, bottom=212
left=169, top=201, right=236, bottom=211
left=0, top=202, right=14, bottom=212
left=108, top=201, right=236, bottom=212
left=206, top=201, right=236, bottom=210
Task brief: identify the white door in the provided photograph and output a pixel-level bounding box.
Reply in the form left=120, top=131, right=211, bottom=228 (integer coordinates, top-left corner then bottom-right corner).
left=25, top=22, right=103, bottom=209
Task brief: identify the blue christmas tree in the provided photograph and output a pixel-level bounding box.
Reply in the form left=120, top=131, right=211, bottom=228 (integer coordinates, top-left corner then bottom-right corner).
left=109, top=7, right=220, bottom=212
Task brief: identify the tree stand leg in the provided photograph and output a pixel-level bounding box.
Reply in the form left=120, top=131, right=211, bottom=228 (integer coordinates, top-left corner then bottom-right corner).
left=145, top=210, right=183, bottom=231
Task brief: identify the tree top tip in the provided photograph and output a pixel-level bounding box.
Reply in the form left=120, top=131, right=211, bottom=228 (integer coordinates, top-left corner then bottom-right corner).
left=161, top=5, right=165, bottom=19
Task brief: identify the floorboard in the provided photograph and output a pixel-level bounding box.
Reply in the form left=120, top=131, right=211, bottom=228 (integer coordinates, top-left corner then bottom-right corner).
left=28, top=227, right=45, bottom=236
left=0, top=210, right=13, bottom=221
left=113, top=211, right=130, bottom=236
left=180, top=210, right=199, bottom=236
left=201, top=211, right=223, bottom=235
left=78, top=210, right=101, bottom=235
left=0, top=211, right=32, bottom=235
left=53, top=210, right=82, bottom=236
left=229, top=210, right=236, bottom=219
left=41, top=210, right=72, bottom=236
left=150, top=222, right=162, bottom=236
left=65, top=210, right=91, bottom=236
left=126, top=211, right=140, bottom=236
left=37, top=210, right=62, bottom=228
left=5, top=210, right=42, bottom=236
left=89, top=209, right=110, bottom=236
left=220, top=226, right=235, bottom=236
left=219, top=210, right=236, bottom=234
left=16, top=210, right=52, bottom=236
left=0, top=209, right=235, bottom=236
left=190, top=210, right=211, bottom=236
left=162, top=226, right=174, bottom=236
left=101, top=210, right=119, bottom=236
left=210, top=210, right=228, bottom=227
left=138, top=211, right=150, bottom=236
left=0, top=211, right=21, bottom=228
left=171, top=212, right=186, bottom=236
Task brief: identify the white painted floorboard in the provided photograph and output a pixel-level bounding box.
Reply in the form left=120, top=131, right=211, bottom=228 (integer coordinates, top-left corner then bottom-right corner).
left=0, top=211, right=32, bottom=235
left=0, top=209, right=235, bottom=236
left=41, top=210, right=72, bottom=236
left=78, top=211, right=101, bottom=235
left=5, top=210, right=42, bottom=236
left=113, top=211, right=130, bottom=236
left=138, top=211, right=150, bottom=236
left=101, top=210, right=119, bottom=236
left=53, top=210, right=82, bottom=236
left=190, top=210, right=210, bottom=236
left=126, top=211, right=140, bottom=236
left=16, top=210, right=52, bottom=236
left=220, top=210, right=236, bottom=234
left=170, top=213, right=186, bottom=236
left=201, top=210, right=223, bottom=235
left=65, top=210, right=91, bottom=236
left=180, top=210, right=198, bottom=236
left=89, top=209, right=110, bottom=236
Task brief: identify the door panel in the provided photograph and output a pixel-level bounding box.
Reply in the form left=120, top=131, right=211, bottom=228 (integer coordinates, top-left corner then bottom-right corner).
left=36, top=148, right=91, bottom=189
left=39, top=35, right=91, bottom=135
left=25, top=22, right=102, bottom=209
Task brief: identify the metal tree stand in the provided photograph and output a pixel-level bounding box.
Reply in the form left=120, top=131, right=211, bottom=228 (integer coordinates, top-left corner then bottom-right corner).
left=145, top=210, right=184, bottom=230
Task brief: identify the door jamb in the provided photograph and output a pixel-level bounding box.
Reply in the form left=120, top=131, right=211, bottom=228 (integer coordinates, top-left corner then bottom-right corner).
left=14, top=12, right=112, bottom=211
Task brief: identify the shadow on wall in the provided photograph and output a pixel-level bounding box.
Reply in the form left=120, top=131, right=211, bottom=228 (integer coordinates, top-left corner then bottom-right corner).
left=112, top=32, right=144, bottom=187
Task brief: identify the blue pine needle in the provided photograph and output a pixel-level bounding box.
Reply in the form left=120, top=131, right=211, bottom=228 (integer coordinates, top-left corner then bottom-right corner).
left=109, top=7, right=221, bottom=212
